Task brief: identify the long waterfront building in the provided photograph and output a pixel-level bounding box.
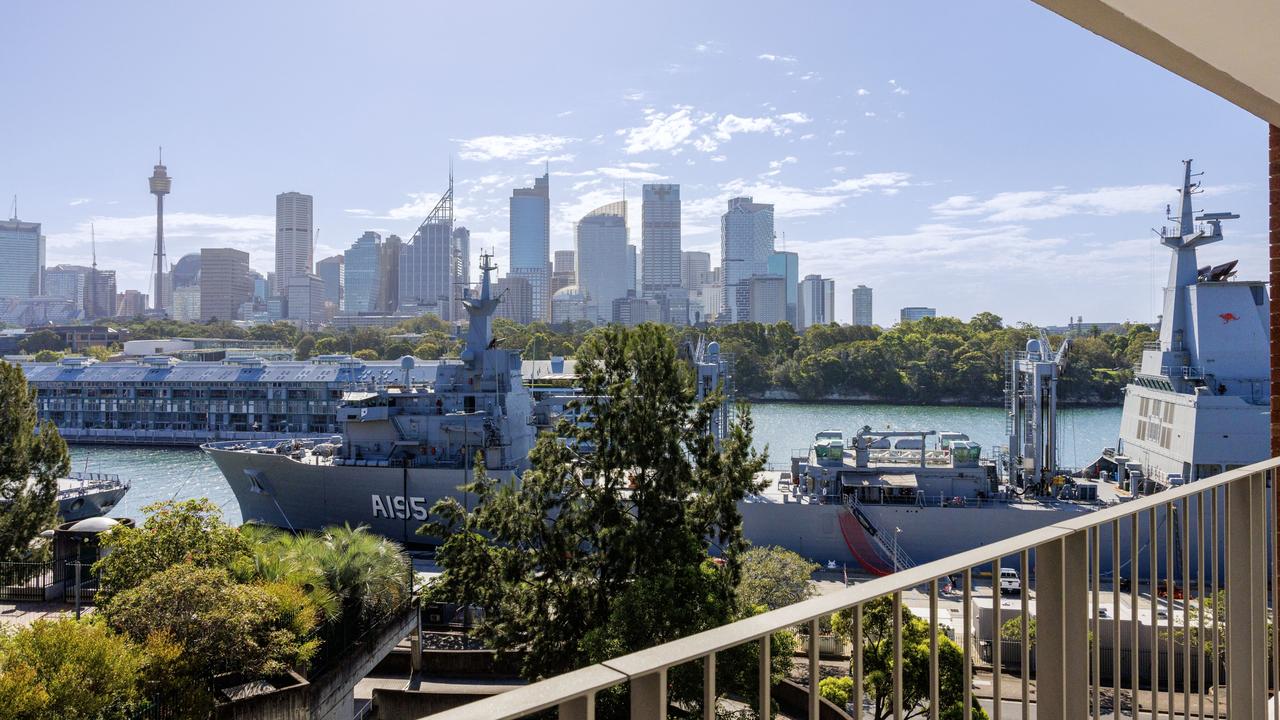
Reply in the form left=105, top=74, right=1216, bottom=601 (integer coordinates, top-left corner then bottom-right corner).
left=20, top=355, right=440, bottom=445
left=19, top=354, right=576, bottom=446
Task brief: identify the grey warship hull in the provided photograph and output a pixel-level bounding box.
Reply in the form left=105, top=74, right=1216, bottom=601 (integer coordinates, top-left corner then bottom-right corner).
left=203, top=439, right=517, bottom=545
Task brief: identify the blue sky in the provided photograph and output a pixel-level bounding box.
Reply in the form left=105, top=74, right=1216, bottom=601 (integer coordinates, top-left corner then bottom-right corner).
left=3, top=1, right=1269, bottom=325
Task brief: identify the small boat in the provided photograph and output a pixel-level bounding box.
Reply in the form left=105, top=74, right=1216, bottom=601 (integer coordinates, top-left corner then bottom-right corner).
left=57, top=472, right=130, bottom=521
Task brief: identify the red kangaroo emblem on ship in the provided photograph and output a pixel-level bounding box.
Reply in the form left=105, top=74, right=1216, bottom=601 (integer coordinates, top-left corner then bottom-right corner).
left=1219, top=312, right=1240, bottom=324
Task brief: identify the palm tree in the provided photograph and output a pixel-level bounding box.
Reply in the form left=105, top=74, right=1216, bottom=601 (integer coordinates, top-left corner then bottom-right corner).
left=298, top=525, right=411, bottom=628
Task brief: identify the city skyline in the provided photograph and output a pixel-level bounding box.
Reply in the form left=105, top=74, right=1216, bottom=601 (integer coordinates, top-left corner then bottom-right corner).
left=3, top=1, right=1269, bottom=326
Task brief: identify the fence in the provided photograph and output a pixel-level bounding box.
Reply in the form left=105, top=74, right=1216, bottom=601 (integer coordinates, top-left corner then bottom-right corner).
left=427, top=456, right=1278, bottom=720
left=0, top=560, right=101, bottom=605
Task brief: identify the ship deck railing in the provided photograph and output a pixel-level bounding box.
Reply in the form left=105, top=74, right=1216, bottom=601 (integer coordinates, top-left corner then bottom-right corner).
left=427, top=454, right=1280, bottom=720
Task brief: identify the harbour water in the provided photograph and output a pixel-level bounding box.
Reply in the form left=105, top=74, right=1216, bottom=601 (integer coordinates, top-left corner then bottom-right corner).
left=72, top=402, right=1123, bottom=526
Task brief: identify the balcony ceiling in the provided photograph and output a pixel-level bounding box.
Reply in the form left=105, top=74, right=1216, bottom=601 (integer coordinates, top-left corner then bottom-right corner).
left=1032, top=0, right=1280, bottom=125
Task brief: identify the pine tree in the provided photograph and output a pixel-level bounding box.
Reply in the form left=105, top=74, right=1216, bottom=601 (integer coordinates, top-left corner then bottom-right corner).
left=0, top=361, right=70, bottom=561
left=425, top=324, right=766, bottom=701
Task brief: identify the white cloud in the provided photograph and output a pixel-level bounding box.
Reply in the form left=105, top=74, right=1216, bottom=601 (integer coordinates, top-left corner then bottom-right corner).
left=710, top=155, right=727, bottom=163
left=864, top=111, right=877, bottom=118
left=68, top=198, right=92, bottom=206
left=527, top=153, right=576, bottom=165
left=757, top=53, right=798, bottom=63
left=889, top=79, right=909, bottom=95
left=620, top=106, right=813, bottom=155
left=344, top=208, right=373, bottom=216
left=762, top=156, right=799, bottom=177
left=824, top=172, right=912, bottom=194
left=620, top=106, right=702, bottom=154
left=556, top=110, right=574, bottom=118
left=799, top=72, right=819, bottom=81
left=622, top=90, right=646, bottom=102
left=929, top=183, right=1203, bottom=222
left=454, top=134, right=577, bottom=162
left=695, top=41, right=724, bottom=54
left=46, top=212, right=275, bottom=291
left=856, top=88, right=871, bottom=96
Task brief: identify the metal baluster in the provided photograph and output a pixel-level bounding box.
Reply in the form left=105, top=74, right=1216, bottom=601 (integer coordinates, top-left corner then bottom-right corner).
left=1130, top=512, right=1140, bottom=718
left=1021, top=550, right=1030, bottom=720
left=1111, top=517, right=1121, bottom=717
left=992, top=560, right=1002, bottom=720
left=1149, top=508, right=1159, bottom=720
left=807, top=621, right=818, bottom=720
left=931, top=578, right=940, bottom=720
left=759, top=633, right=771, bottom=720
left=854, top=603, right=864, bottom=720
left=964, top=569, right=973, bottom=720
left=705, top=650, right=717, bottom=720
left=1166, top=501, right=1176, bottom=716
left=1182, top=496, right=1191, bottom=718
left=1211, top=486, right=1220, bottom=718
left=894, top=591, right=904, bottom=720
left=1092, top=527, right=1100, bottom=720
left=1197, top=491, right=1206, bottom=719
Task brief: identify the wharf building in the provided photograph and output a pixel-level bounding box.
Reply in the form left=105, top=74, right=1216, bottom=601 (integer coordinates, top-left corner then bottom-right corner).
left=509, top=174, right=551, bottom=322
left=20, top=354, right=440, bottom=446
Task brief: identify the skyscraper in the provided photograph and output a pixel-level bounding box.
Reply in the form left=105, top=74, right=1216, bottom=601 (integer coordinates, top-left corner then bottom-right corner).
left=900, top=306, right=937, bottom=323
left=400, top=182, right=454, bottom=320
left=851, top=285, right=874, bottom=326
left=510, top=173, right=551, bottom=322
left=148, top=155, right=171, bottom=313
left=767, top=250, right=799, bottom=327
left=0, top=217, right=44, bottom=299
left=720, top=197, right=775, bottom=323
left=493, top=275, right=533, bottom=325
left=451, top=226, right=471, bottom=320
left=681, top=251, right=711, bottom=290
left=641, top=184, right=681, bottom=297
left=199, top=248, right=252, bottom=322
left=380, top=234, right=402, bottom=313
left=551, top=249, right=576, bottom=296
left=626, top=244, right=637, bottom=293
left=797, top=274, right=835, bottom=330
left=315, top=255, right=344, bottom=306
left=575, top=201, right=629, bottom=325
left=343, top=232, right=382, bottom=314
left=275, top=192, right=314, bottom=295
left=747, top=276, right=787, bottom=325
left=286, top=274, right=326, bottom=328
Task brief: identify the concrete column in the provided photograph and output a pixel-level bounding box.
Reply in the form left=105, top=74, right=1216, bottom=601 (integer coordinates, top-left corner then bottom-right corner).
left=1034, top=532, right=1089, bottom=720
left=631, top=669, right=667, bottom=719
left=1271, top=124, right=1279, bottom=458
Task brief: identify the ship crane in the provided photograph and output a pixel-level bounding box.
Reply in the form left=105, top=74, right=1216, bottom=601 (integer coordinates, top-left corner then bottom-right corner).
left=1006, top=331, right=1068, bottom=494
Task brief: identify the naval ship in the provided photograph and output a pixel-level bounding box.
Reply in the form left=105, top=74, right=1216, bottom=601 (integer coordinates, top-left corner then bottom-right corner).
left=203, top=254, right=537, bottom=543
left=740, top=160, right=1265, bottom=576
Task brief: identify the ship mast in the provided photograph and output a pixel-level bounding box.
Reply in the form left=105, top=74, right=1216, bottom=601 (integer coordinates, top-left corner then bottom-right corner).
left=460, top=253, right=501, bottom=365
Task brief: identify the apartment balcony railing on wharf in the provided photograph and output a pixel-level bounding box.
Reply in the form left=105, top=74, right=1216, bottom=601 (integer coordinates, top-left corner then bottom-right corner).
left=427, top=457, right=1277, bottom=720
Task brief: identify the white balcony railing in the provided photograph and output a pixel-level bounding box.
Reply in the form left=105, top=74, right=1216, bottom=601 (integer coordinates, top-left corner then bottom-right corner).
left=426, top=458, right=1278, bottom=720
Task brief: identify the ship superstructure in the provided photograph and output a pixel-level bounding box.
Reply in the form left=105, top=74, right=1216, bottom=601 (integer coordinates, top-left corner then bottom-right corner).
left=1113, top=160, right=1269, bottom=487
left=203, top=254, right=539, bottom=542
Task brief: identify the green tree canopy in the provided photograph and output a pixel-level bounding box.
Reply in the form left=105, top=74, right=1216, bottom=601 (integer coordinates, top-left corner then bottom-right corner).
left=94, top=499, right=251, bottom=602
left=425, top=324, right=767, bottom=711
left=0, top=361, right=70, bottom=562
left=738, top=545, right=819, bottom=612
left=0, top=618, right=144, bottom=720
left=832, top=597, right=988, bottom=720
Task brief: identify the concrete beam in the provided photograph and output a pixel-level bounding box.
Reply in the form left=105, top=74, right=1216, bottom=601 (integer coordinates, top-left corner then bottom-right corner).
left=1030, top=0, right=1280, bottom=126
